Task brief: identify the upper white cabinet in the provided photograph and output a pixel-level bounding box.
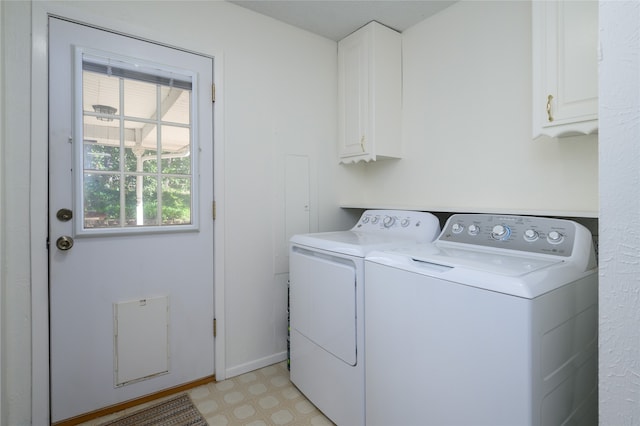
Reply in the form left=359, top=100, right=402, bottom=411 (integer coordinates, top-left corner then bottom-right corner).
left=338, top=21, right=402, bottom=163
left=532, top=1, right=598, bottom=139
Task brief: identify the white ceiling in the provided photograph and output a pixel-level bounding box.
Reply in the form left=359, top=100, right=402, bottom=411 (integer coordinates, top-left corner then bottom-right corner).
left=227, top=0, right=457, bottom=41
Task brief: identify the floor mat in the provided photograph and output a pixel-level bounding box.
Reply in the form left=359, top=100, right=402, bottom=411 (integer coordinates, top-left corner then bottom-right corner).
left=98, top=393, right=207, bottom=426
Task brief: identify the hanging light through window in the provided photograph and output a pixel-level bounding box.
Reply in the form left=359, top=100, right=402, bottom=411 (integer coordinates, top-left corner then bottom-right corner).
left=92, top=104, right=117, bottom=121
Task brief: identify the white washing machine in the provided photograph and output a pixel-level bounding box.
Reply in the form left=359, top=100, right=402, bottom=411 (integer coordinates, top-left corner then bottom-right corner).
left=289, top=210, right=441, bottom=426
left=365, top=213, right=598, bottom=426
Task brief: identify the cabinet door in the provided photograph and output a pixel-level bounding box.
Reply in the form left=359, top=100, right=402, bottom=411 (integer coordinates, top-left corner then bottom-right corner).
left=533, top=1, right=598, bottom=138
left=338, top=30, right=371, bottom=161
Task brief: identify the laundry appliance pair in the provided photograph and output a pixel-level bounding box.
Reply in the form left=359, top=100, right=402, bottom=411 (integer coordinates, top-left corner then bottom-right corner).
left=289, top=210, right=598, bottom=426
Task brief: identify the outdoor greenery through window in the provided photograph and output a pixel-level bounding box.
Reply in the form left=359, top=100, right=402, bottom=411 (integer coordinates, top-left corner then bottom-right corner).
left=81, top=55, right=194, bottom=230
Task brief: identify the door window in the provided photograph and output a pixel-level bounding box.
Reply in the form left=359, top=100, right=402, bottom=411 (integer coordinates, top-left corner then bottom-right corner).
left=76, top=49, right=199, bottom=234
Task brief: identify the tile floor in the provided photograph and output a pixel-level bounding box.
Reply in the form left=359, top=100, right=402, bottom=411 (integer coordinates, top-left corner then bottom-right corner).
left=80, top=361, right=335, bottom=426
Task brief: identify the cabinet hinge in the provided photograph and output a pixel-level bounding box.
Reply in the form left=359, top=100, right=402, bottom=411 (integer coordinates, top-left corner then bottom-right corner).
left=213, top=318, right=217, bottom=337
left=212, top=84, right=216, bottom=103
left=212, top=201, right=217, bottom=220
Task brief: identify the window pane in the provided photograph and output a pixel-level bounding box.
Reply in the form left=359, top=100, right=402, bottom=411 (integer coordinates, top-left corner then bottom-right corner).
left=161, top=125, right=191, bottom=174
left=124, top=120, right=157, bottom=173
left=162, top=177, right=191, bottom=225
left=84, top=142, right=119, bottom=172
left=124, top=79, right=157, bottom=119
left=82, top=70, right=119, bottom=119
left=124, top=147, right=158, bottom=174
left=83, top=106, right=120, bottom=140
left=83, top=112, right=121, bottom=171
left=143, top=176, right=160, bottom=226
left=161, top=155, right=191, bottom=176
left=160, top=86, right=191, bottom=125
left=123, top=175, right=138, bottom=226
left=83, top=173, right=120, bottom=228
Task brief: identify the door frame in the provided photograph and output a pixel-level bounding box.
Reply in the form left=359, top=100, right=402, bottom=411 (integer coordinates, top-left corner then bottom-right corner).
left=30, top=5, right=227, bottom=424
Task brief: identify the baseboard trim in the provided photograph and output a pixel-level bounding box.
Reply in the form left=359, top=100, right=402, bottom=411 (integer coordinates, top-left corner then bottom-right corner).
left=225, top=351, right=287, bottom=378
left=52, top=375, right=215, bottom=426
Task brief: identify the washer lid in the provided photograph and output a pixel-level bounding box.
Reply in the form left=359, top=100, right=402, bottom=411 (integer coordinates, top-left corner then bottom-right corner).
left=365, top=244, right=584, bottom=298
left=411, top=246, right=563, bottom=277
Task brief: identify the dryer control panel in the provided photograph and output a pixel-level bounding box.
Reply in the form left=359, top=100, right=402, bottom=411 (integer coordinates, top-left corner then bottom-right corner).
left=438, top=214, right=580, bottom=257
left=352, top=210, right=440, bottom=242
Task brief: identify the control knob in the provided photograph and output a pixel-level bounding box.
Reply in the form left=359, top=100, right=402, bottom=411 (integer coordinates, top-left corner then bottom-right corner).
left=371, top=216, right=380, bottom=224
left=401, top=218, right=411, bottom=227
left=547, top=231, right=564, bottom=244
left=523, top=229, right=539, bottom=242
left=468, top=224, right=480, bottom=236
left=451, top=223, right=464, bottom=234
left=491, top=224, right=511, bottom=241
left=383, top=216, right=396, bottom=228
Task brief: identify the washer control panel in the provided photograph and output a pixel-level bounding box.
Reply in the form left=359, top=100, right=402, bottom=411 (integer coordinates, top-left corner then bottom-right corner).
left=353, top=210, right=440, bottom=242
left=438, top=214, right=577, bottom=257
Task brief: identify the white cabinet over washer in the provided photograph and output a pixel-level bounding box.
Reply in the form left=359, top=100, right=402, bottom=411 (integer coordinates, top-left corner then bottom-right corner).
left=532, top=1, right=598, bottom=139
left=338, top=21, right=402, bottom=163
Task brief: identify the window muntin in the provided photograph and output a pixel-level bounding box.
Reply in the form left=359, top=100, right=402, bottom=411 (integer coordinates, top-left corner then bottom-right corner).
left=76, top=49, right=198, bottom=234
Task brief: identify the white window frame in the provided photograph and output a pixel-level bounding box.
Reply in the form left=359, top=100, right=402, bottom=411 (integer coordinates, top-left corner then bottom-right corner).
left=73, top=46, right=200, bottom=236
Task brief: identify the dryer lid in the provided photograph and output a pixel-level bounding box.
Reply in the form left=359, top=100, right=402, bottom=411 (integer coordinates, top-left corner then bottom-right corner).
left=291, top=231, right=418, bottom=257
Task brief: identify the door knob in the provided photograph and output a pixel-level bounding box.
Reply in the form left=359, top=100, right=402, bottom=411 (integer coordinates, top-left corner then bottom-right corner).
left=56, top=208, right=73, bottom=222
left=56, top=236, right=74, bottom=251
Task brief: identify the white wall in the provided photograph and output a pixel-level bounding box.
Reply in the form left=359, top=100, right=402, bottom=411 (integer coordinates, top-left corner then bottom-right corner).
left=1, top=1, right=34, bottom=424
left=599, top=1, right=640, bottom=424
left=0, top=1, right=5, bottom=423
left=339, top=1, right=598, bottom=218
left=1, top=1, right=352, bottom=423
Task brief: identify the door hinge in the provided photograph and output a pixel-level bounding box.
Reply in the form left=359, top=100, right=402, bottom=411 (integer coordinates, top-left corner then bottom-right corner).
left=211, top=83, right=216, bottom=103
left=213, top=318, right=217, bottom=337
left=212, top=201, right=217, bottom=220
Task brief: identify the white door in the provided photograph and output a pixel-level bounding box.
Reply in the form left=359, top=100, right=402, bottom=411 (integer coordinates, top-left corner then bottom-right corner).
left=49, top=18, right=215, bottom=422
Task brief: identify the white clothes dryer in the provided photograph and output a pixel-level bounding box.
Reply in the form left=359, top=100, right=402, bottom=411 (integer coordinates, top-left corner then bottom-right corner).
left=289, top=210, right=440, bottom=426
left=364, top=213, right=598, bottom=426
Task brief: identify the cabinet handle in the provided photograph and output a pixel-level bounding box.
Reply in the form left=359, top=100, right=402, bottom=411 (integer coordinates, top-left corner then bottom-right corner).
left=360, top=136, right=365, bottom=152
left=546, top=94, right=554, bottom=122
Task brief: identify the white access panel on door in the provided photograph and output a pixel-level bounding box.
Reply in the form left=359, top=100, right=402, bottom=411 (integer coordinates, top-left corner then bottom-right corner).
left=114, top=296, right=169, bottom=386
left=290, top=247, right=357, bottom=365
